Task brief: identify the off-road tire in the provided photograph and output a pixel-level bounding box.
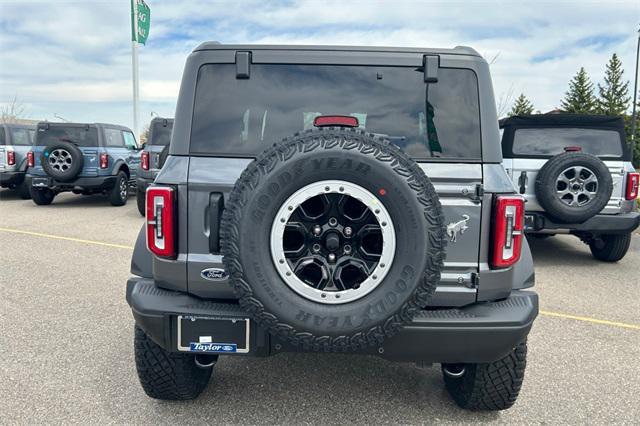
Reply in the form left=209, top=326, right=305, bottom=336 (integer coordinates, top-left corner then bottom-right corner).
left=134, top=325, right=213, bottom=400
left=41, top=140, right=84, bottom=182
left=30, top=187, right=55, bottom=205
left=136, top=186, right=146, bottom=216
left=221, top=127, right=446, bottom=352
left=443, top=341, right=527, bottom=411
left=535, top=152, right=612, bottom=223
left=109, top=171, right=128, bottom=206
left=17, top=179, right=31, bottom=199
left=589, top=233, right=631, bottom=262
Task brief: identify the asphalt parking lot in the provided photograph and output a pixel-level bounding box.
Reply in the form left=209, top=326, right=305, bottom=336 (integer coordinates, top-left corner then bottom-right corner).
left=1, top=189, right=639, bottom=424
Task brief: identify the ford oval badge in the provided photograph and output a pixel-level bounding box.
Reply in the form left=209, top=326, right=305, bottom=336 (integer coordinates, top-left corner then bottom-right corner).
left=201, top=268, right=228, bottom=281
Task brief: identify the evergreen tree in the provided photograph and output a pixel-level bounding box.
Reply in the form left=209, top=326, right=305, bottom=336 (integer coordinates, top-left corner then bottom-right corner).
left=597, top=53, right=630, bottom=115
left=560, top=67, right=596, bottom=113
left=509, top=93, right=535, bottom=116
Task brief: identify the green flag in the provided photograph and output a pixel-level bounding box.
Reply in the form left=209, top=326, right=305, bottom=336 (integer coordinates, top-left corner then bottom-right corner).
left=131, top=0, right=151, bottom=45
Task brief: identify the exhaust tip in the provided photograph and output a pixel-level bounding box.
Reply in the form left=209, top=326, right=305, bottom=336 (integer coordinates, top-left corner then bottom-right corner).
left=442, top=364, right=466, bottom=378
left=194, top=354, right=218, bottom=369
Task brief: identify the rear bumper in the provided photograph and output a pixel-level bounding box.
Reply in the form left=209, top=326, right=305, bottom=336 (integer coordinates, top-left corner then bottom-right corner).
left=27, top=174, right=116, bottom=191
left=525, top=211, right=640, bottom=234
left=0, top=171, right=25, bottom=186
left=127, top=277, right=538, bottom=364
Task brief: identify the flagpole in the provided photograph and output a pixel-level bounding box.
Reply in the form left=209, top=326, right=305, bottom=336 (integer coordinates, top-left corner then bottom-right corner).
left=131, top=0, right=140, bottom=140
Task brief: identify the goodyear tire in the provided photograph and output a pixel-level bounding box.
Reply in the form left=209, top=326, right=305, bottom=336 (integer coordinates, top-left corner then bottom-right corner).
left=221, top=128, right=446, bottom=351
left=41, top=140, right=84, bottom=182
left=134, top=325, right=213, bottom=400
left=535, top=153, right=612, bottom=223
left=443, top=341, right=528, bottom=411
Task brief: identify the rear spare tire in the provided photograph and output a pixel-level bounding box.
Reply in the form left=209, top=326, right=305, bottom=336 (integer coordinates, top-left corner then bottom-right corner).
left=221, top=128, right=446, bottom=351
left=41, top=141, right=84, bottom=182
left=535, top=152, right=612, bottom=223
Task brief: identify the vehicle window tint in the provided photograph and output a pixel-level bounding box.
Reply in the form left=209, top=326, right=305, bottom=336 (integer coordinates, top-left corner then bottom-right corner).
left=10, top=128, right=32, bottom=146
left=513, top=128, right=623, bottom=157
left=150, top=121, right=172, bottom=146
left=0, top=127, right=6, bottom=145
left=190, top=64, right=481, bottom=159
left=104, top=128, right=124, bottom=147
left=37, top=126, right=99, bottom=147
left=123, top=131, right=138, bottom=149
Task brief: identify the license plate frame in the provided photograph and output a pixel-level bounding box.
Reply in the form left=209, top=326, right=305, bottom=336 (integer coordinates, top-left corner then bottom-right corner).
left=177, top=315, right=250, bottom=354
left=32, top=177, right=52, bottom=188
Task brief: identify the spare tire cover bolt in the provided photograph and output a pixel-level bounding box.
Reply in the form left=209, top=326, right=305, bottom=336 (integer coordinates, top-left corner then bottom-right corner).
left=344, top=226, right=353, bottom=237
left=313, top=225, right=322, bottom=235
left=327, top=253, right=336, bottom=263
left=344, top=244, right=352, bottom=254
left=312, top=243, right=321, bottom=252
left=328, top=217, right=338, bottom=227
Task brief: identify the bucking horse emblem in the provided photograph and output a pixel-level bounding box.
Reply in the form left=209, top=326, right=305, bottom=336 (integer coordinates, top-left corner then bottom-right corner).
left=446, top=214, right=470, bottom=243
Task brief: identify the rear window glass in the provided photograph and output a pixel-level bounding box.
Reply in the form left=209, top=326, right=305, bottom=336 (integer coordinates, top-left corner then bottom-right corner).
left=190, top=64, right=481, bottom=159
left=10, top=128, right=32, bottom=146
left=0, top=128, right=6, bottom=145
left=37, top=126, right=98, bottom=147
left=150, top=121, right=172, bottom=146
left=513, top=128, right=623, bottom=157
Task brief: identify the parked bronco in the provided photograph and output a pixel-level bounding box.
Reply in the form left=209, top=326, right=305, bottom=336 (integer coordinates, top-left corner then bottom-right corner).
left=127, top=44, right=538, bottom=411
left=0, top=123, right=36, bottom=199
left=27, top=122, right=141, bottom=206
left=501, top=114, right=639, bottom=262
left=136, top=117, right=173, bottom=216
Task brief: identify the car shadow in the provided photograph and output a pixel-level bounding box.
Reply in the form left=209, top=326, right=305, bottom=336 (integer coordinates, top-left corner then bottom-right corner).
left=0, top=187, right=24, bottom=200
left=527, top=234, right=596, bottom=267
left=115, top=352, right=502, bottom=423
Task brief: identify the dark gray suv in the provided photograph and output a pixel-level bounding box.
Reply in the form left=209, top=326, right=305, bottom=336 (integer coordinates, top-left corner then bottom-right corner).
left=127, top=44, right=538, bottom=411
left=136, top=117, right=173, bottom=215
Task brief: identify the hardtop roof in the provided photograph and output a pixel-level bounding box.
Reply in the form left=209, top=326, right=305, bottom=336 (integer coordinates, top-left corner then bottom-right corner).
left=500, top=114, right=625, bottom=131
left=193, top=43, right=481, bottom=57
left=36, top=122, right=133, bottom=132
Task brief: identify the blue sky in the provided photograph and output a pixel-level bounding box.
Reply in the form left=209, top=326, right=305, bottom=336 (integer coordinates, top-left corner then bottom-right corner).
left=0, top=0, right=638, bottom=135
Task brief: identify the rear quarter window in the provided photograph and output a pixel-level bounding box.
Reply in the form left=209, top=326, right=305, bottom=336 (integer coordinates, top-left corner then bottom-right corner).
left=190, top=63, right=481, bottom=160
left=512, top=127, right=623, bottom=157
left=150, top=121, right=172, bottom=146
left=0, top=128, right=6, bottom=145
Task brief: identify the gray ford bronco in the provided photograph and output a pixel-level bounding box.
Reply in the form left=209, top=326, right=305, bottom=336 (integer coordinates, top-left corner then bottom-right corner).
left=127, top=44, right=538, bottom=411
left=0, top=123, right=36, bottom=199
left=501, top=115, right=639, bottom=262
left=27, top=122, right=141, bottom=206
left=136, top=117, right=173, bottom=216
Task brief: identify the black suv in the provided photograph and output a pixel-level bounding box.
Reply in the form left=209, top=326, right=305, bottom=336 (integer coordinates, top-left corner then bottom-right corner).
left=127, top=44, right=538, bottom=411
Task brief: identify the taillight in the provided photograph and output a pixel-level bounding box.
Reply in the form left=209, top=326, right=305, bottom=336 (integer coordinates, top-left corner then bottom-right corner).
left=626, top=172, right=639, bottom=200
left=27, top=151, right=34, bottom=167
left=7, top=151, right=15, bottom=166
left=100, top=153, right=108, bottom=169
left=141, top=151, right=149, bottom=170
left=491, top=195, right=525, bottom=269
left=146, top=186, right=176, bottom=258
left=313, top=115, right=359, bottom=128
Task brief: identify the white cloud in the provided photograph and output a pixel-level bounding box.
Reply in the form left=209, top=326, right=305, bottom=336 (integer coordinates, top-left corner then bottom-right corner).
left=0, top=0, right=638, bottom=133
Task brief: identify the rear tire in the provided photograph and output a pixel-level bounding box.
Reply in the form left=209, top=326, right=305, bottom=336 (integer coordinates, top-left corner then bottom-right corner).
left=30, top=188, right=55, bottom=205
left=134, top=325, right=214, bottom=400
left=136, top=187, right=146, bottom=216
left=442, top=342, right=527, bottom=411
left=589, top=233, right=631, bottom=262
left=17, top=179, right=31, bottom=199
left=109, top=171, right=128, bottom=206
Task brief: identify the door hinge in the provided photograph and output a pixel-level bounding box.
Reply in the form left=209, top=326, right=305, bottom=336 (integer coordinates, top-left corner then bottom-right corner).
left=474, top=184, right=484, bottom=201
left=470, top=272, right=480, bottom=289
